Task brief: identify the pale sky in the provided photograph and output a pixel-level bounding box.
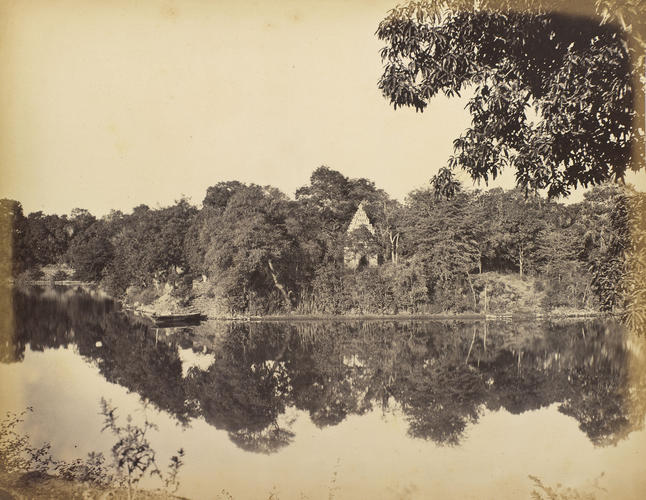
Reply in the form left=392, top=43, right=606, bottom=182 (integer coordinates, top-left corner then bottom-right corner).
left=0, top=0, right=643, bottom=216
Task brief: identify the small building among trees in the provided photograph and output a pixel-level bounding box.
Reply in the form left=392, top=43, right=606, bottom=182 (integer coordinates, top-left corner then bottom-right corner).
left=344, top=202, right=379, bottom=269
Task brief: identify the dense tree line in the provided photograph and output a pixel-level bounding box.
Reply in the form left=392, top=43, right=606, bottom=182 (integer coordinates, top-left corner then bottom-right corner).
left=1, top=167, right=644, bottom=323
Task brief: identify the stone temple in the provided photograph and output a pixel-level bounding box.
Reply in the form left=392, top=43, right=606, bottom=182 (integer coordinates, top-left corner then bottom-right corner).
left=344, top=201, right=378, bottom=269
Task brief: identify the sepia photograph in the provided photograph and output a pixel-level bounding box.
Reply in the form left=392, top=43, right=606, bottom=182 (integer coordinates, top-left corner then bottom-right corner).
left=1, top=0, right=646, bottom=498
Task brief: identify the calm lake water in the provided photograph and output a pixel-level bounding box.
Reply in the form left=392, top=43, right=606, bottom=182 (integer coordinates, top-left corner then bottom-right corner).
left=2, top=286, right=646, bottom=499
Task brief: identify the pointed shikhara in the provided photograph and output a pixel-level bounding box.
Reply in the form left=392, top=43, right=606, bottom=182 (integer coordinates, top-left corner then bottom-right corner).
left=344, top=202, right=379, bottom=269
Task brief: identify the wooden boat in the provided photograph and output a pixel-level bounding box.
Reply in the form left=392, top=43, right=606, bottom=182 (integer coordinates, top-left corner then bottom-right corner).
left=151, top=312, right=207, bottom=326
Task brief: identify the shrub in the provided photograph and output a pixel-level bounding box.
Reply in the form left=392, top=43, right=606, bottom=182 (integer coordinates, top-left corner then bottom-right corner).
left=353, top=267, right=396, bottom=313
left=310, top=263, right=354, bottom=314
left=125, top=286, right=159, bottom=306
left=0, top=408, right=53, bottom=474
left=430, top=279, right=473, bottom=313
left=171, top=273, right=194, bottom=305
left=100, top=398, right=185, bottom=497
left=52, top=270, right=69, bottom=281
left=26, top=268, right=45, bottom=281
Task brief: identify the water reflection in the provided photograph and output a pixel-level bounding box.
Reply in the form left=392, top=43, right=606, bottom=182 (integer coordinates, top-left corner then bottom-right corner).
left=3, top=286, right=645, bottom=453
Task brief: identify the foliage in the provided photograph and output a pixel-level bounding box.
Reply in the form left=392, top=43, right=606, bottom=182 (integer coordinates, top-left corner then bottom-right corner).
left=163, top=448, right=185, bottom=494
left=6, top=166, right=641, bottom=317
left=195, top=184, right=299, bottom=314
left=399, top=188, right=480, bottom=309
left=529, top=474, right=605, bottom=500
left=25, top=268, right=45, bottom=281
left=51, top=270, right=69, bottom=282
left=66, top=219, right=115, bottom=282
left=378, top=260, right=429, bottom=312
left=125, top=285, right=160, bottom=306
left=431, top=167, right=461, bottom=200
left=306, top=261, right=429, bottom=314
left=377, top=0, right=644, bottom=197
left=202, top=180, right=246, bottom=210
left=107, top=199, right=197, bottom=294
left=54, top=452, right=112, bottom=486
left=539, top=269, right=591, bottom=311
left=308, top=263, right=353, bottom=314
left=0, top=408, right=53, bottom=474
left=621, top=189, right=646, bottom=333
left=100, top=398, right=185, bottom=499
left=586, top=185, right=629, bottom=312
left=0, top=199, right=27, bottom=277
left=0, top=400, right=185, bottom=498
left=20, top=212, right=74, bottom=268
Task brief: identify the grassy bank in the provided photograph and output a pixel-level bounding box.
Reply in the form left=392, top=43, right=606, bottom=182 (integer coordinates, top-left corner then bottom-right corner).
left=0, top=471, right=185, bottom=500
left=19, top=265, right=605, bottom=322
left=122, top=271, right=603, bottom=321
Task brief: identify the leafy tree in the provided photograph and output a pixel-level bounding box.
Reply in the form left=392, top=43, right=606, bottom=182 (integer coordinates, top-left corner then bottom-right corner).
left=21, top=212, right=73, bottom=267
left=199, top=184, right=299, bottom=313
left=0, top=199, right=27, bottom=277
left=377, top=0, right=644, bottom=197
left=69, top=208, right=96, bottom=239
left=461, top=188, right=544, bottom=276
left=532, top=202, right=593, bottom=309
left=582, top=185, right=629, bottom=312
left=184, top=181, right=248, bottom=276
left=400, top=188, right=480, bottom=310
left=67, top=220, right=115, bottom=282
left=622, top=189, right=646, bottom=333
left=106, top=199, right=197, bottom=294
left=583, top=184, right=646, bottom=330
left=497, top=190, right=548, bottom=277
left=431, top=167, right=461, bottom=200
left=68, top=225, right=112, bottom=282
left=364, top=198, right=405, bottom=265
left=202, top=180, right=245, bottom=210
left=184, top=206, right=221, bottom=277
left=0, top=204, right=74, bottom=275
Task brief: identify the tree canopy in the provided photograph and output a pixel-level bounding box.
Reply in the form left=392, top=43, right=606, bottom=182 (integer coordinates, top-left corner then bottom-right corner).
left=7, top=165, right=644, bottom=325
left=377, top=0, right=645, bottom=197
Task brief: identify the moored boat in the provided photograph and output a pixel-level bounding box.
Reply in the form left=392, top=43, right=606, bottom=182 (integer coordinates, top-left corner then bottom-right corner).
left=151, top=312, right=207, bottom=326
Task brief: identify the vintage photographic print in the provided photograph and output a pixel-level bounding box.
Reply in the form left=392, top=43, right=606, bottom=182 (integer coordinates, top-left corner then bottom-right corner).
left=1, top=0, right=645, bottom=498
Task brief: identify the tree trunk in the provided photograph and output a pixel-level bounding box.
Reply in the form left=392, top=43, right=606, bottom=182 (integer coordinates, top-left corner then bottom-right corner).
left=519, top=247, right=524, bottom=278
left=267, top=259, right=291, bottom=305
left=395, top=233, right=399, bottom=264
left=389, top=232, right=399, bottom=264
left=465, top=272, right=477, bottom=310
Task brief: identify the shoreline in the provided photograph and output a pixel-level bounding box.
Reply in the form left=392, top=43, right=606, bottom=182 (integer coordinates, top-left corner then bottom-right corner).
left=123, top=306, right=608, bottom=323
left=18, top=281, right=611, bottom=323
left=205, top=311, right=607, bottom=322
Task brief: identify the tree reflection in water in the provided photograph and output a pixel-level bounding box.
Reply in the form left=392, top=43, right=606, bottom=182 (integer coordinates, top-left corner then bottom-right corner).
left=4, top=286, right=645, bottom=452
